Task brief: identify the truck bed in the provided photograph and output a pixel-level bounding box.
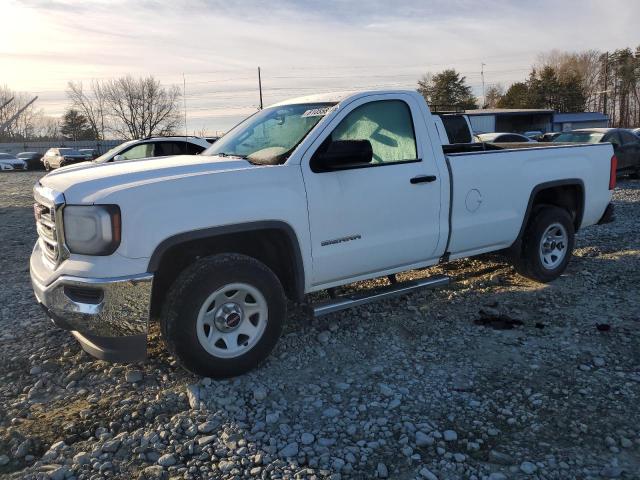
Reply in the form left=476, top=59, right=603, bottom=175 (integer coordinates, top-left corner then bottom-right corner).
left=442, top=141, right=579, bottom=155
left=442, top=142, right=612, bottom=260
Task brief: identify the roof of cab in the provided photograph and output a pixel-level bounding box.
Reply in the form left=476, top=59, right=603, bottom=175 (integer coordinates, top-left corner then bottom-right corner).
left=268, top=90, right=417, bottom=107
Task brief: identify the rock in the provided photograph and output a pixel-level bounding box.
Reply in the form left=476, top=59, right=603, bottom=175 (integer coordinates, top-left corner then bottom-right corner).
left=157, top=453, right=176, bottom=467
left=0, top=455, right=8, bottom=466
left=301, top=433, right=315, bottom=445
left=443, top=430, right=458, bottom=442
left=323, top=407, right=340, bottom=418
left=488, top=474, right=507, bottom=480
left=265, top=412, right=280, bottom=424
left=218, top=460, right=235, bottom=473
left=14, top=439, right=31, bottom=458
left=197, top=435, right=216, bottom=446
left=253, top=387, right=267, bottom=401
left=125, top=370, right=143, bottom=383
left=489, top=450, right=515, bottom=465
left=29, top=366, right=41, bottom=375
left=102, top=439, right=121, bottom=453
left=454, top=452, right=465, bottom=462
left=197, top=420, right=219, bottom=433
left=520, top=461, right=537, bottom=474
left=593, top=357, right=606, bottom=367
left=419, top=467, right=438, bottom=479
left=142, top=465, right=167, bottom=479
left=317, top=331, right=330, bottom=344
left=377, top=462, right=389, bottom=478
left=620, top=437, right=632, bottom=448
left=378, top=383, right=394, bottom=397
left=73, top=452, right=90, bottom=465
left=415, top=431, right=433, bottom=447
left=279, top=442, right=298, bottom=458
left=186, top=384, right=200, bottom=409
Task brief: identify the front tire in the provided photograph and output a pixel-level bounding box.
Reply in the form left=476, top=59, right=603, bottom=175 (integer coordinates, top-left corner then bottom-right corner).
left=513, top=206, right=575, bottom=283
left=160, top=253, right=286, bottom=377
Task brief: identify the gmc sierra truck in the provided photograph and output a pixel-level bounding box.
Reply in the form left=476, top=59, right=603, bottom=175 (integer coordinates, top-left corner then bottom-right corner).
left=30, top=90, right=616, bottom=377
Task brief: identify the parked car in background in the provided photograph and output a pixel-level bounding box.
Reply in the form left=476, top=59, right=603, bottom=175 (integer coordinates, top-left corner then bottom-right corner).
left=16, top=151, right=44, bottom=170
left=42, top=148, right=88, bottom=170
left=0, top=153, right=28, bottom=171
left=93, top=137, right=210, bottom=163
left=78, top=148, right=98, bottom=160
left=553, top=128, right=640, bottom=176
left=524, top=130, right=543, bottom=140
left=476, top=132, right=537, bottom=143
left=204, top=136, right=220, bottom=144
left=539, top=132, right=562, bottom=142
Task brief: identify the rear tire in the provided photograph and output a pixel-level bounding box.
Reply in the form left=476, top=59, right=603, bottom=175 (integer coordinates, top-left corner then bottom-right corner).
left=513, top=206, right=575, bottom=283
left=160, top=253, right=286, bottom=377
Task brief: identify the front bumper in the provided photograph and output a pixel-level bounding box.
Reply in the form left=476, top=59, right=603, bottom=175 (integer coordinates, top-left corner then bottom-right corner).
left=31, top=271, right=153, bottom=362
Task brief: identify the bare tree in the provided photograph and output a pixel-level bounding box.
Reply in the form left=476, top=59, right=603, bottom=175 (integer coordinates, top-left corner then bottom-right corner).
left=484, top=84, right=505, bottom=108
left=103, top=76, right=181, bottom=139
left=67, top=80, right=109, bottom=140
left=0, top=86, right=39, bottom=140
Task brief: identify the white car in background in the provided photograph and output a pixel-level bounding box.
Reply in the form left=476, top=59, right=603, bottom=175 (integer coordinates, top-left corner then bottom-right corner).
left=632, top=128, right=640, bottom=138
left=0, top=153, right=28, bottom=171
left=93, top=136, right=211, bottom=164
left=476, top=132, right=537, bottom=143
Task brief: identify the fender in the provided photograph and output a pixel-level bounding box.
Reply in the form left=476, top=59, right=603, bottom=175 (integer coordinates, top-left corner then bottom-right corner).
left=512, top=178, right=585, bottom=248
left=147, top=220, right=306, bottom=302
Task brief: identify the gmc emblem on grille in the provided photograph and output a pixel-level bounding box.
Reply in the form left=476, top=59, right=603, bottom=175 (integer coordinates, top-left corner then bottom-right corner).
left=34, top=204, right=44, bottom=222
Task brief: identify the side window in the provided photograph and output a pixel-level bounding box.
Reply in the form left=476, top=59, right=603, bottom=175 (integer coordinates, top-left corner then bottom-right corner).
left=186, top=142, right=206, bottom=155
left=119, top=143, right=154, bottom=160
left=620, top=131, right=639, bottom=145
left=155, top=142, right=185, bottom=156
left=330, top=100, right=418, bottom=164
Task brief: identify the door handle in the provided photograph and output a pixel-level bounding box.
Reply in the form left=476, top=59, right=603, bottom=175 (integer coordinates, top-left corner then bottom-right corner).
left=410, top=175, right=437, bottom=184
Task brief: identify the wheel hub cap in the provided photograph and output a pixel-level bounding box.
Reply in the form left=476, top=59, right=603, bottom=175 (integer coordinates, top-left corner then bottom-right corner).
left=214, top=302, right=244, bottom=332
left=539, top=223, right=568, bottom=269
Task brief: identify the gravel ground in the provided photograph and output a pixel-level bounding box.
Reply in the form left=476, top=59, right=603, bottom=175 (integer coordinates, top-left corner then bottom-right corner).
left=0, top=171, right=639, bottom=480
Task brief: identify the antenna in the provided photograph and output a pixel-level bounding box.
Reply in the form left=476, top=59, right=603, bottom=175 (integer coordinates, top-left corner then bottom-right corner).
left=481, top=63, right=486, bottom=109
left=183, top=73, right=188, bottom=139
left=258, top=66, right=263, bottom=110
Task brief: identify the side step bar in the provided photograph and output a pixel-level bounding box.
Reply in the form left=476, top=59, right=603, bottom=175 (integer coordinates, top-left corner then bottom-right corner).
left=312, top=275, right=450, bottom=317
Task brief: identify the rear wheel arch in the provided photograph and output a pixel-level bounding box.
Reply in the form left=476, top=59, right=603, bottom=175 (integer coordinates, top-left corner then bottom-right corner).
left=515, top=179, right=585, bottom=243
left=148, top=221, right=305, bottom=318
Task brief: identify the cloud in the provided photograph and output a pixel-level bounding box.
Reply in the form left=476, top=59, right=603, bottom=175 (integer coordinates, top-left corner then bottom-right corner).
left=4, top=0, right=639, bottom=132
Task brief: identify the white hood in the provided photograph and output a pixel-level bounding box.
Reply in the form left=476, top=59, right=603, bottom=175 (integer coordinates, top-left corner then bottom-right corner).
left=40, top=155, right=253, bottom=202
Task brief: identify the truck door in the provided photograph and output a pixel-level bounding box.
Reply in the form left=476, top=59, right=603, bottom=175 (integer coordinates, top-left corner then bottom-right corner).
left=301, top=94, right=443, bottom=287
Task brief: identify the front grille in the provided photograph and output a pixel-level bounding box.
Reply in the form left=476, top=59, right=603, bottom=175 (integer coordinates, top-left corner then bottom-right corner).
left=33, top=184, right=66, bottom=266
left=34, top=202, right=59, bottom=263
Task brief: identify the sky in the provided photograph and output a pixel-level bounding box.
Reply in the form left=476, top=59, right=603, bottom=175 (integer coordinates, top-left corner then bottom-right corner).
left=2, top=0, right=639, bottom=134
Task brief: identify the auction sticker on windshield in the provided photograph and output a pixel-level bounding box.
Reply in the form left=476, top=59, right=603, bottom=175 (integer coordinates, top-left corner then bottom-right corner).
left=301, top=106, right=337, bottom=118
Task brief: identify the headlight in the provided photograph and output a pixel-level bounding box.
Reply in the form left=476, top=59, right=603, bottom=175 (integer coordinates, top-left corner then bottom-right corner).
left=63, top=205, right=121, bottom=255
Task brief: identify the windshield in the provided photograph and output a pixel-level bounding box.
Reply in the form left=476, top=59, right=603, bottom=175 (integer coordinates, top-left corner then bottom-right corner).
left=0, top=153, right=17, bottom=160
left=93, top=141, right=135, bottom=163
left=203, top=102, right=337, bottom=165
left=553, top=132, right=605, bottom=143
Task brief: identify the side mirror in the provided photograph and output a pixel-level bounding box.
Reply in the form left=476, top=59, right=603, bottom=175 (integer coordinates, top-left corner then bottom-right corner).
left=113, top=154, right=124, bottom=161
left=312, top=140, right=373, bottom=172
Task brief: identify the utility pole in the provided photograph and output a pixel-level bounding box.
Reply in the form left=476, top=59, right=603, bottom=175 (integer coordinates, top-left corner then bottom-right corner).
left=602, top=52, right=609, bottom=118
left=183, top=73, right=188, bottom=139
left=258, top=66, right=263, bottom=110
left=481, top=63, right=486, bottom=109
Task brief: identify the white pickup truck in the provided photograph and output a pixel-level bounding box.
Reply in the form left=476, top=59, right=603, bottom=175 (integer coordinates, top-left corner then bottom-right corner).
left=30, top=90, right=616, bottom=377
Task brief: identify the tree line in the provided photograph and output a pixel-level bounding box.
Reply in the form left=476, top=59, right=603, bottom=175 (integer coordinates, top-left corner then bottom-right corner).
left=418, top=46, right=640, bottom=128
left=0, top=76, right=182, bottom=142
